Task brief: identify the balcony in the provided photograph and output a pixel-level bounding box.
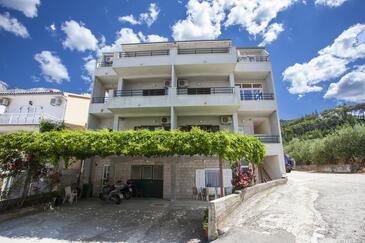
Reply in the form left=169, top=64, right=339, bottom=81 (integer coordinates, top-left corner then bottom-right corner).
left=177, top=48, right=230, bottom=55
left=119, top=49, right=169, bottom=57
left=235, top=55, right=271, bottom=74
left=174, top=47, right=236, bottom=75
left=91, top=97, right=108, bottom=104
left=0, top=113, right=62, bottom=125
left=239, top=90, right=276, bottom=113
left=113, top=49, right=171, bottom=78
left=174, top=87, right=239, bottom=113
left=114, top=88, right=168, bottom=97
left=254, top=135, right=280, bottom=143
left=177, top=87, right=234, bottom=95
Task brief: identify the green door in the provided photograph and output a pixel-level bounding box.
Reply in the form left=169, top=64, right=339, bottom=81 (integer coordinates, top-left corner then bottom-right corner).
left=131, top=165, right=163, bottom=198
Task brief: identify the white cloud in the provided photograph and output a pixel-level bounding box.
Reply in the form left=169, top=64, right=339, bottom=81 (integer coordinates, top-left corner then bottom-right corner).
left=100, top=28, right=167, bottom=52
left=34, top=51, right=70, bottom=84
left=0, top=80, right=8, bottom=91
left=259, top=23, right=284, bottom=46
left=118, top=15, right=140, bottom=25
left=324, top=65, right=365, bottom=103
left=81, top=55, right=96, bottom=82
left=172, top=0, right=224, bottom=40
left=283, top=24, right=365, bottom=95
left=315, top=0, right=348, bottom=7
left=61, top=20, right=98, bottom=52
left=224, top=0, right=295, bottom=36
left=0, top=12, right=29, bottom=38
left=0, top=0, right=40, bottom=18
left=118, top=3, right=160, bottom=27
left=172, top=0, right=291, bottom=44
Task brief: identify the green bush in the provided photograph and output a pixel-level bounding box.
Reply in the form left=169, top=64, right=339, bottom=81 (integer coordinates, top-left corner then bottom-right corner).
left=285, top=124, right=365, bottom=165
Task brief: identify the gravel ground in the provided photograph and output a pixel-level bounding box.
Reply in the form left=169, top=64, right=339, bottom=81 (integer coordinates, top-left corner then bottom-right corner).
left=0, top=199, right=208, bottom=243
left=215, top=171, right=365, bottom=243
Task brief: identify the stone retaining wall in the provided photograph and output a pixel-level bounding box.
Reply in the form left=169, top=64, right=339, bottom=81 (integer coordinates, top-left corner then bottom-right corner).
left=295, top=164, right=362, bottom=173
left=207, top=177, right=288, bottom=240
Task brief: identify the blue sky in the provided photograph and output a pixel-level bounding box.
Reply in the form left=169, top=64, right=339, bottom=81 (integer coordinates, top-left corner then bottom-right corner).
left=0, top=0, right=364, bottom=119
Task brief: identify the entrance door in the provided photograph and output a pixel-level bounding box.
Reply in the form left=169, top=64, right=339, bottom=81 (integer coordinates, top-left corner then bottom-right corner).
left=131, top=165, right=163, bottom=198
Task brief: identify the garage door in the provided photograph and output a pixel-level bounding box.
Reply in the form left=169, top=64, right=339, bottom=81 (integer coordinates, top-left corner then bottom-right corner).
left=131, top=165, right=163, bottom=198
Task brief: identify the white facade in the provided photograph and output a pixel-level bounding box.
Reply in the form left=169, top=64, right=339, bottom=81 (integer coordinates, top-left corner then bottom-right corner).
left=88, top=40, right=285, bottom=181
left=0, top=90, right=90, bottom=133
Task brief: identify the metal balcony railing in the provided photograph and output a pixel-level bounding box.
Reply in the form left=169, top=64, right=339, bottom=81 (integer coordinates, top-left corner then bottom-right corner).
left=114, top=88, right=168, bottom=97
left=254, top=135, right=280, bottom=143
left=119, top=49, right=169, bottom=58
left=177, top=87, right=234, bottom=95
left=0, top=113, right=62, bottom=125
left=96, top=61, right=113, bottom=68
left=237, top=55, right=270, bottom=62
left=240, top=92, right=274, bottom=100
left=178, top=48, right=230, bottom=55
left=91, top=97, right=108, bottom=104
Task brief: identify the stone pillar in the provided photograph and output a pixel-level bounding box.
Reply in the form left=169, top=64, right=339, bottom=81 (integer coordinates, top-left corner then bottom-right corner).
left=170, top=107, right=177, bottom=130
left=232, top=112, right=239, bottom=132
left=229, top=73, right=235, bottom=87
left=170, top=159, right=177, bottom=201
left=113, top=115, right=119, bottom=131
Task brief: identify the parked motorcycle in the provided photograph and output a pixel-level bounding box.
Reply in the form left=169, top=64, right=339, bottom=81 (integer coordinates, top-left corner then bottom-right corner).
left=99, top=180, right=133, bottom=204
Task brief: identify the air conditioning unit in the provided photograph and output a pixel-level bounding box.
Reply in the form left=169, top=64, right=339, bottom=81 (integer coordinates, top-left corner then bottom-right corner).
left=178, top=80, right=188, bottom=87
left=164, top=80, right=171, bottom=87
left=50, top=97, right=63, bottom=106
left=0, top=98, right=10, bottom=106
left=220, top=116, right=232, bottom=125
left=161, top=117, right=169, bottom=124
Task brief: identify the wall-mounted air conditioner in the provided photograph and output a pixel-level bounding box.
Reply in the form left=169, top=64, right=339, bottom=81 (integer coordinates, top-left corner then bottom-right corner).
left=0, top=98, right=10, bottom=106
left=178, top=80, right=188, bottom=87
left=220, top=116, right=232, bottom=125
left=50, top=97, right=63, bottom=106
left=164, top=81, right=171, bottom=87
left=161, top=117, right=169, bottom=124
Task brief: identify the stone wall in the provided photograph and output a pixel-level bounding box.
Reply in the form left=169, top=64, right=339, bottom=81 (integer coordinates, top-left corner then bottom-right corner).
left=89, top=155, right=229, bottom=199
left=208, top=177, right=288, bottom=240
left=295, top=164, right=362, bottom=173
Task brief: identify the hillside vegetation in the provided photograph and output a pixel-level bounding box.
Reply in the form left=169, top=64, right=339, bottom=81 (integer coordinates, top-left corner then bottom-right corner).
left=282, top=103, right=365, bottom=165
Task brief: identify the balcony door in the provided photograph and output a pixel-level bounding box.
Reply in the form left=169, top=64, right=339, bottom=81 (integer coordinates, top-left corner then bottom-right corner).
left=236, top=83, right=263, bottom=100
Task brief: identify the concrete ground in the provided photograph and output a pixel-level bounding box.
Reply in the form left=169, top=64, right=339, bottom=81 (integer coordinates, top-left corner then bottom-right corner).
left=0, top=199, right=208, bottom=243
left=215, top=171, right=365, bottom=243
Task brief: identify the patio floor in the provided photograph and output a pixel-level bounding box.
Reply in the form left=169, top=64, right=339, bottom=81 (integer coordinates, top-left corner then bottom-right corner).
left=0, top=198, right=208, bottom=243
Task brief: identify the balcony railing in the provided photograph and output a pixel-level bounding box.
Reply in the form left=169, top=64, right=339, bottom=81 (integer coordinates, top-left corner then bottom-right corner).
left=240, top=92, right=274, bottom=100
left=237, top=55, right=270, bottom=62
left=0, top=113, right=62, bottom=125
left=177, top=87, right=234, bottom=95
left=114, top=88, right=168, bottom=97
left=96, top=61, right=113, bottom=68
left=91, top=97, right=108, bottom=104
left=119, top=49, right=169, bottom=58
left=254, top=135, right=280, bottom=143
left=178, top=48, right=230, bottom=55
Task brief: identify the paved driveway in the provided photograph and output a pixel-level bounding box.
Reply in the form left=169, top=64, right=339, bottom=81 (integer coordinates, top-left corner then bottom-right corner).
left=0, top=199, right=208, bottom=243
left=215, top=171, right=365, bottom=243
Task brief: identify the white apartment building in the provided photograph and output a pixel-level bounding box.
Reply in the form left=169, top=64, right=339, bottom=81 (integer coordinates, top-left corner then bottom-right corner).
left=87, top=40, right=286, bottom=199
left=0, top=90, right=90, bottom=133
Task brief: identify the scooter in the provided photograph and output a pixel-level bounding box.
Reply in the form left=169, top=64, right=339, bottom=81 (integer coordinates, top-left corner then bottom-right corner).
left=99, top=180, right=133, bottom=204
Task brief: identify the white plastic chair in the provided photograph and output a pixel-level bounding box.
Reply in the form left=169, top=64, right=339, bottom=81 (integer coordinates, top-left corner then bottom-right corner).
left=63, top=186, right=78, bottom=204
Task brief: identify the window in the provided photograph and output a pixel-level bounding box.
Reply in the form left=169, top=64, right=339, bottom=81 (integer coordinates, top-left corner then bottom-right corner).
left=153, top=165, right=163, bottom=180
left=142, top=166, right=153, bottom=179
left=102, top=165, right=111, bottom=186
left=205, top=170, right=220, bottom=187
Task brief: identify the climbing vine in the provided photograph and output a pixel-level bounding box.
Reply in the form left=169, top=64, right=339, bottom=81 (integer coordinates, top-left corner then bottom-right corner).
left=0, top=128, right=265, bottom=178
